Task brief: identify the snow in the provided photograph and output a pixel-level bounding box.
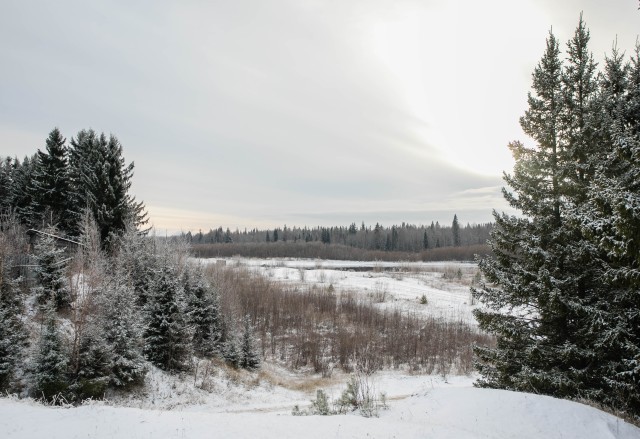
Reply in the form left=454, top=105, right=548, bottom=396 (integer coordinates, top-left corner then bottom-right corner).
left=3, top=257, right=638, bottom=439
left=197, top=257, right=481, bottom=324
left=2, top=374, right=638, bottom=439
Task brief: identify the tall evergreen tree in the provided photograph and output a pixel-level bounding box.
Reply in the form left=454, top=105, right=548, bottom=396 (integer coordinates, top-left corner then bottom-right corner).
left=30, top=129, right=74, bottom=232
left=68, top=130, right=148, bottom=244
left=473, top=22, right=600, bottom=401
left=0, top=244, right=28, bottom=391
left=573, top=42, right=640, bottom=417
left=451, top=214, right=461, bottom=247
left=0, top=157, right=14, bottom=212
left=561, top=13, right=599, bottom=199
left=11, top=155, right=39, bottom=227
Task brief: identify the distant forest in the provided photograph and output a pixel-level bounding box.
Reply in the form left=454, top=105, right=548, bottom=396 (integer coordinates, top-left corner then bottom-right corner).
left=186, top=215, right=493, bottom=261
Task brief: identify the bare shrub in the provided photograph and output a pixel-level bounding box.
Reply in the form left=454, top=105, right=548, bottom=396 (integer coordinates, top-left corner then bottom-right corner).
left=204, top=265, right=493, bottom=375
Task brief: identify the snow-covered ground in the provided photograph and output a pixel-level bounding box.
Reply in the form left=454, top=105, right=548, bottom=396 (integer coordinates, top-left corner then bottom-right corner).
left=2, top=372, right=638, bottom=438
left=3, top=257, right=638, bottom=438
left=199, top=257, right=481, bottom=324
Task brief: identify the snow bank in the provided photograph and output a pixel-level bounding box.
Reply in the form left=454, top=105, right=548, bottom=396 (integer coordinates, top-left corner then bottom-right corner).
left=2, top=385, right=638, bottom=439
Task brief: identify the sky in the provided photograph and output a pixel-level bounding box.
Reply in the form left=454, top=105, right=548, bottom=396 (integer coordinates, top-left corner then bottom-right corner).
left=1, top=1, right=639, bottom=233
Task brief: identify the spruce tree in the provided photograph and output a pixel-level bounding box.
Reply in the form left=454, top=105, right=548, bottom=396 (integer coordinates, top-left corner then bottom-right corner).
left=32, top=303, right=69, bottom=401
left=33, top=227, right=71, bottom=310
left=473, top=23, right=599, bottom=399
left=573, top=43, right=640, bottom=417
left=102, top=264, right=146, bottom=387
left=0, top=157, right=14, bottom=212
left=68, top=130, right=148, bottom=244
left=561, top=13, right=599, bottom=199
left=69, top=321, right=111, bottom=401
left=184, top=268, right=222, bottom=357
left=30, top=129, right=74, bottom=232
left=239, top=314, right=260, bottom=370
left=451, top=214, right=461, bottom=247
left=143, top=265, right=192, bottom=372
left=11, top=155, right=39, bottom=227
left=0, top=248, right=28, bottom=391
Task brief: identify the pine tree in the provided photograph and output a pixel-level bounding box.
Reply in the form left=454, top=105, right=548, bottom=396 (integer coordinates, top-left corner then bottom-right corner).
left=222, top=330, right=241, bottom=368
left=473, top=22, right=600, bottom=400
left=115, top=223, right=156, bottom=306
left=451, top=214, right=461, bottom=247
left=184, top=268, right=222, bottom=357
left=33, top=227, right=71, bottom=310
left=102, top=269, right=146, bottom=387
left=68, top=130, right=148, bottom=244
left=11, top=155, right=39, bottom=227
left=0, top=157, right=14, bottom=212
left=32, top=303, right=69, bottom=401
left=30, top=129, right=74, bottom=232
left=573, top=42, right=640, bottom=417
left=68, top=321, right=111, bottom=401
left=561, top=13, right=599, bottom=199
left=143, top=265, right=192, bottom=372
left=239, top=314, right=260, bottom=370
left=0, top=247, right=28, bottom=390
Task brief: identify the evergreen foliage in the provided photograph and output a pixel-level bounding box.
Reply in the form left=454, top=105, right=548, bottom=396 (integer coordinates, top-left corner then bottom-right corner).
left=102, top=264, right=146, bottom=387
left=32, top=227, right=71, bottom=310
left=10, top=155, right=39, bottom=227
left=143, top=265, right=192, bottom=372
left=473, top=17, right=640, bottom=419
left=68, top=130, right=148, bottom=245
left=0, top=247, right=28, bottom=390
left=69, top=322, right=111, bottom=401
left=239, top=314, right=260, bottom=370
left=32, top=303, right=69, bottom=401
left=30, top=129, right=74, bottom=231
left=451, top=215, right=461, bottom=247
left=0, top=127, right=148, bottom=244
left=184, top=267, right=222, bottom=357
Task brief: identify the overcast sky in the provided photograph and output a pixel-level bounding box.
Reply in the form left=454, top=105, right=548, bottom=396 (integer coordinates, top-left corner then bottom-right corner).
left=1, top=1, right=639, bottom=233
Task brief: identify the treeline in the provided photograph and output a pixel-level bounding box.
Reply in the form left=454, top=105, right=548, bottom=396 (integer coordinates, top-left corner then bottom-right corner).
left=0, top=128, right=147, bottom=245
left=473, top=17, right=640, bottom=420
left=193, top=241, right=491, bottom=262
left=185, top=215, right=492, bottom=256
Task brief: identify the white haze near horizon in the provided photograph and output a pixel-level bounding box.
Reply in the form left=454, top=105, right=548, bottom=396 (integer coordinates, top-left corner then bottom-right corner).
left=1, top=0, right=638, bottom=233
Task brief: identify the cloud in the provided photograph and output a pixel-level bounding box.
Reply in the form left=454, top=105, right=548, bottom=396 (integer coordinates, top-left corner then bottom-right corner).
left=1, top=1, right=637, bottom=232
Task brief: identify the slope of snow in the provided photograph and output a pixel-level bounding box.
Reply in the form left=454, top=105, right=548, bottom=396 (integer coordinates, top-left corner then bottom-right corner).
left=2, top=382, right=638, bottom=439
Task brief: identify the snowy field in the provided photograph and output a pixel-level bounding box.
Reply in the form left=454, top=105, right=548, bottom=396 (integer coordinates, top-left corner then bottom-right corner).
left=2, top=257, right=638, bottom=438
left=199, top=257, right=481, bottom=325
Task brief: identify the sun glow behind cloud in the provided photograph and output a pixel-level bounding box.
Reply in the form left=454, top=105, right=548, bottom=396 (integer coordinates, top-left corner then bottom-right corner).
left=363, top=0, right=549, bottom=177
